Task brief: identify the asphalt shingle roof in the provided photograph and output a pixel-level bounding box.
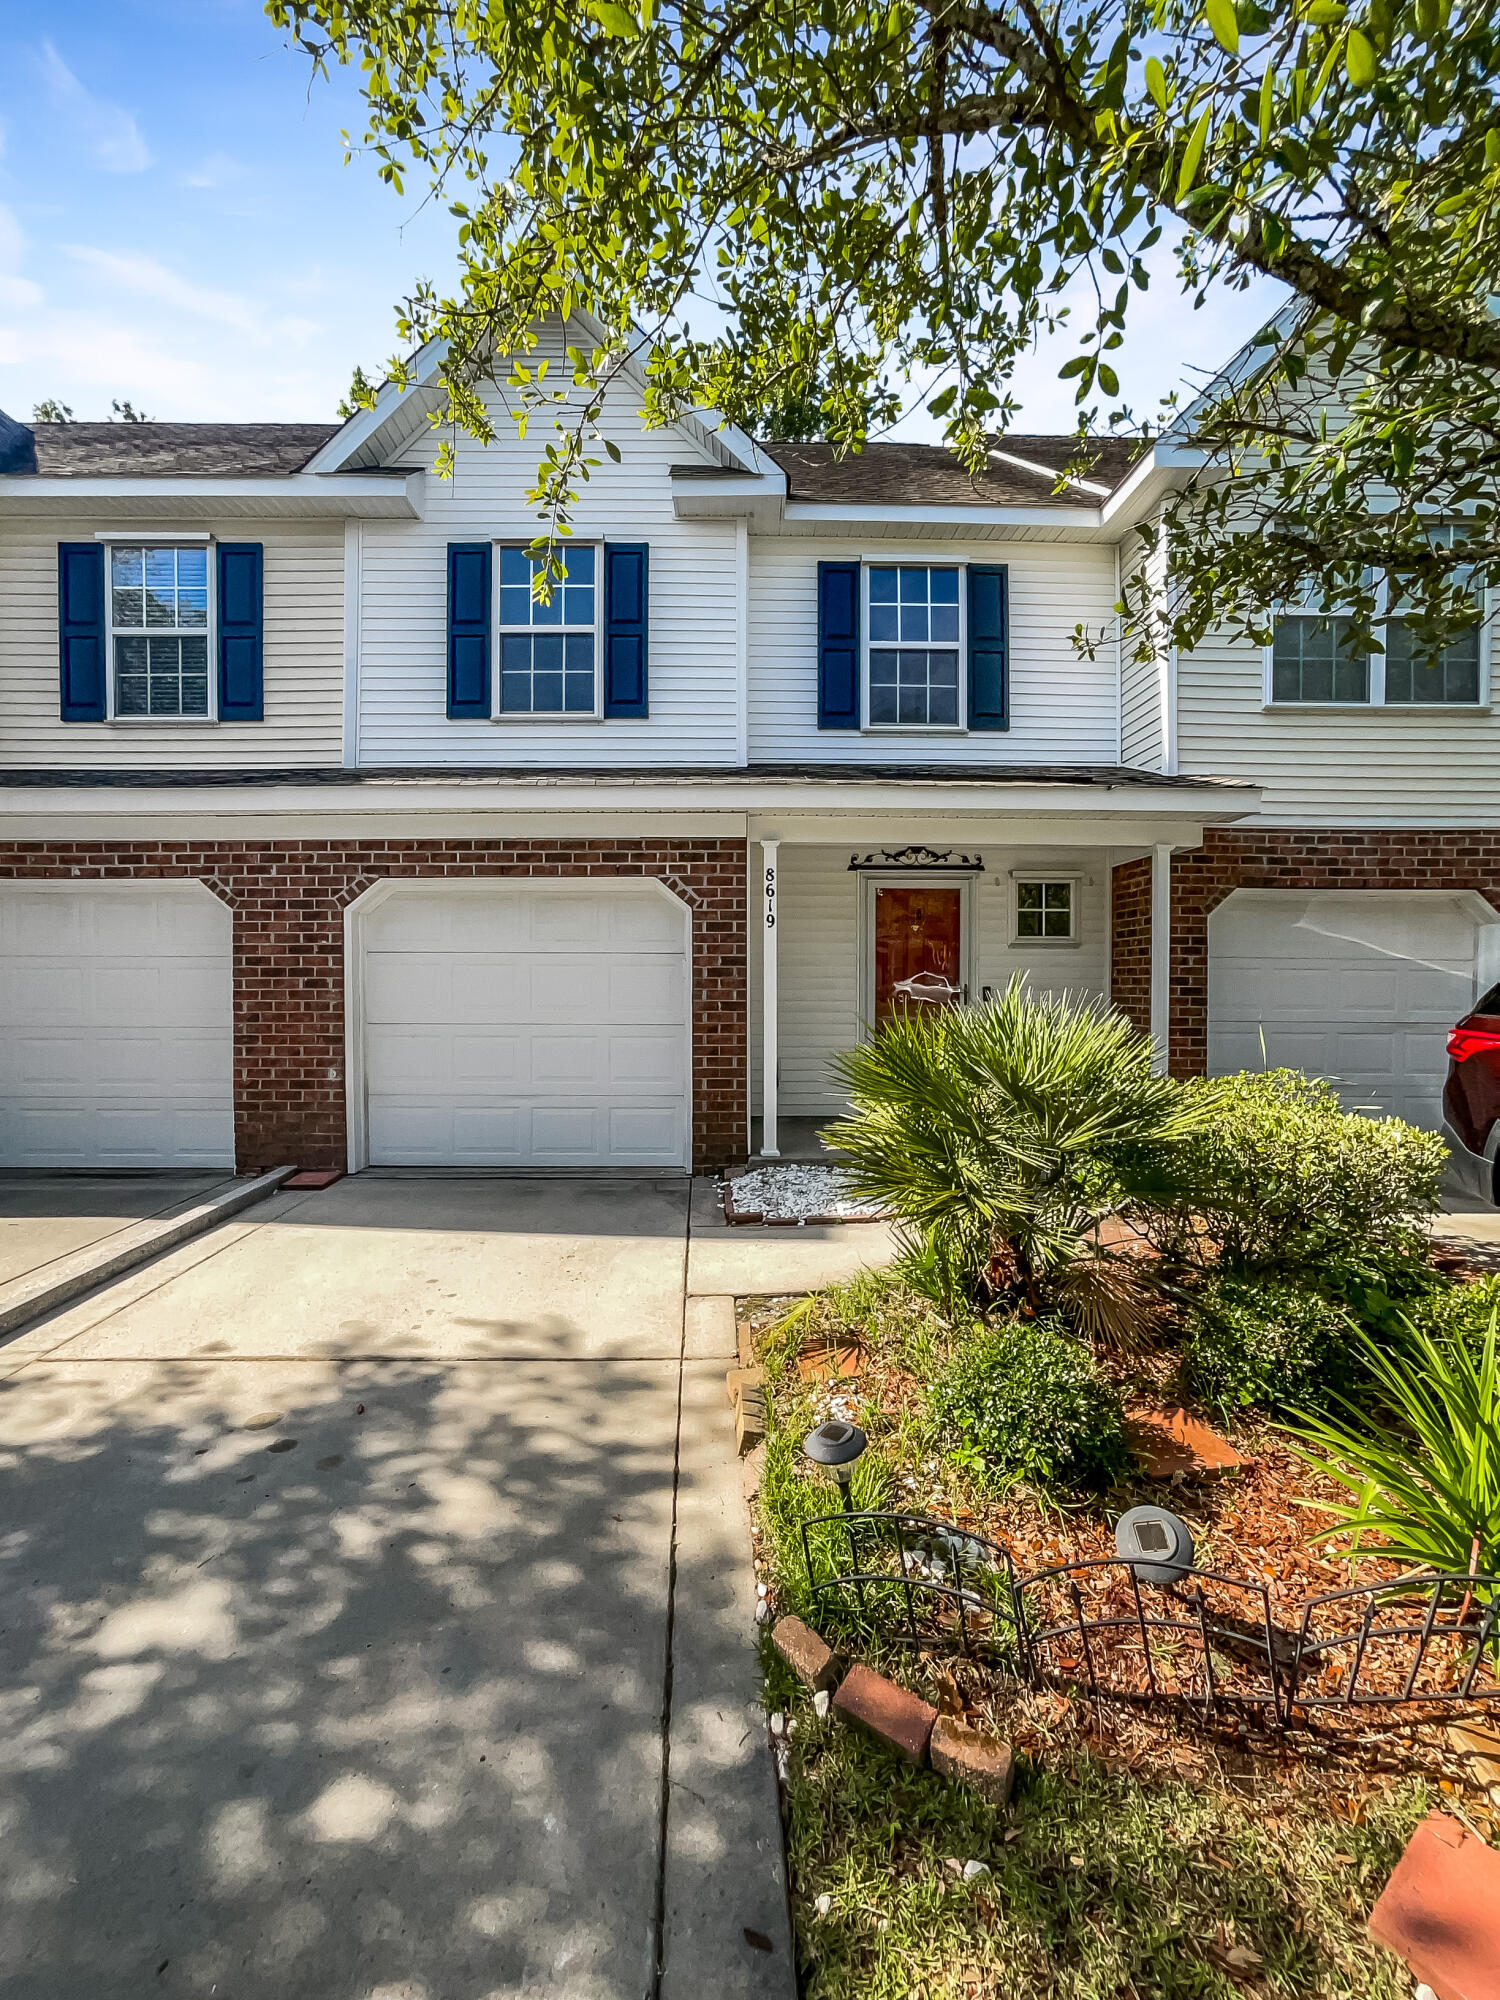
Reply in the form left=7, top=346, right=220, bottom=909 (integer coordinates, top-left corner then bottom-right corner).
left=7, top=416, right=1146, bottom=504
left=26, top=422, right=341, bottom=478
left=759, top=434, right=1145, bottom=508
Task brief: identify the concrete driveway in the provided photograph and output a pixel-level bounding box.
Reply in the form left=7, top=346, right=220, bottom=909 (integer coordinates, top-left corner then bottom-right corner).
left=0, top=1174, right=791, bottom=2000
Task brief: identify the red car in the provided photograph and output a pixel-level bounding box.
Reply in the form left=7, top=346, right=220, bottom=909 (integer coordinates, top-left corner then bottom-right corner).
left=1444, top=982, right=1500, bottom=1200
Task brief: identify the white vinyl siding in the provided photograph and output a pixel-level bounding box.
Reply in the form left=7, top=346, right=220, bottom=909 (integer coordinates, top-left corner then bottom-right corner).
left=355, top=341, right=740, bottom=766
left=749, top=845, right=1110, bottom=1115
left=747, top=539, right=1119, bottom=764
left=0, top=517, right=343, bottom=767
left=1176, top=624, right=1500, bottom=824
left=1118, top=516, right=1168, bottom=770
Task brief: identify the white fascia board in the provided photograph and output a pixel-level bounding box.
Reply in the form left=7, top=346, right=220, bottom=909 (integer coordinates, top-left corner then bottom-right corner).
left=782, top=500, right=1104, bottom=532
left=301, top=339, right=450, bottom=474
left=0, top=775, right=1260, bottom=826
left=0, top=473, right=425, bottom=518
left=1165, top=300, right=1306, bottom=439
left=1097, top=450, right=1202, bottom=535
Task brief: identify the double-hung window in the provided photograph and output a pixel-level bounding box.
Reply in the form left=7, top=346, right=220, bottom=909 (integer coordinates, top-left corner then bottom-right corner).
left=498, top=545, right=598, bottom=716
left=866, top=565, right=962, bottom=727
left=1269, top=529, right=1487, bottom=708
left=109, top=543, right=211, bottom=718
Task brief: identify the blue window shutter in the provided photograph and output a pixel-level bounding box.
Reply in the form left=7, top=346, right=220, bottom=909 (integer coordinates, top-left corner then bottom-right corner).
left=967, top=564, right=1009, bottom=731
left=604, top=542, right=649, bottom=717
left=817, top=561, right=860, bottom=729
left=217, top=543, right=264, bottom=722
left=447, top=542, right=492, bottom=718
left=58, top=542, right=106, bottom=722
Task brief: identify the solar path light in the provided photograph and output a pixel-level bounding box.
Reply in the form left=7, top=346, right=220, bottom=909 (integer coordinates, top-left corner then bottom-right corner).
left=1115, top=1503, right=1196, bottom=1587
left=804, top=1420, right=867, bottom=1515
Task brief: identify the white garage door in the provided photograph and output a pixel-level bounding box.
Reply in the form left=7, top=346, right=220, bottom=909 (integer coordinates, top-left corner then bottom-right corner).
left=0, top=883, right=234, bottom=1167
left=361, top=884, right=690, bottom=1167
left=1208, top=889, right=1484, bottom=1129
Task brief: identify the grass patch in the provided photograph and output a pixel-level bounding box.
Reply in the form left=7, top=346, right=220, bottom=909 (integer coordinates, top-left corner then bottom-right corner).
left=781, top=1682, right=1429, bottom=2000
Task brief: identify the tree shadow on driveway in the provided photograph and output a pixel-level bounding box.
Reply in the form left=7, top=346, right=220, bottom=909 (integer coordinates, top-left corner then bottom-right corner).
left=0, top=1352, right=679, bottom=2000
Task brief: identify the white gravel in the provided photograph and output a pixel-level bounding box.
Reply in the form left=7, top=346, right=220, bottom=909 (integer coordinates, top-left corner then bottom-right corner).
left=727, top=1163, right=884, bottom=1222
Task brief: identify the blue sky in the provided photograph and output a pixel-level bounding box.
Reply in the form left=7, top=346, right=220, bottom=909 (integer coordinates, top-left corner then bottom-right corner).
left=0, top=0, right=1283, bottom=437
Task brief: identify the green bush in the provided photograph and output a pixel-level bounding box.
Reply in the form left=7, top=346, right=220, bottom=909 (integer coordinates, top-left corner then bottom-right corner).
left=1411, top=1272, right=1500, bottom=1351
left=1178, top=1069, right=1446, bottom=1272
left=929, top=1317, right=1129, bottom=1490
left=1184, top=1274, right=1358, bottom=1414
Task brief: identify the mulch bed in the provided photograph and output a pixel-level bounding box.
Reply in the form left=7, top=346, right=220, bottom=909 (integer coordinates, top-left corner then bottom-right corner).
left=741, top=1242, right=1500, bottom=1824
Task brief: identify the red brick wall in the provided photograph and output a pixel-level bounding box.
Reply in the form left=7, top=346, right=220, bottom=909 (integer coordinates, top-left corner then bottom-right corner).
left=0, top=840, right=748, bottom=1171
left=1109, top=857, right=1153, bottom=1034
left=1112, top=828, right=1500, bottom=1076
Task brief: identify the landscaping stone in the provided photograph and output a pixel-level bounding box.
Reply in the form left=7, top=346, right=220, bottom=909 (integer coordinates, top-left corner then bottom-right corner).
left=724, top=1164, right=884, bottom=1226
left=736, top=1389, right=767, bottom=1455
left=795, top=1342, right=864, bottom=1383
left=929, top=1717, right=1016, bottom=1807
left=770, top=1615, right=843, bottom=1693
left=740, top=1443, right=765, bottom=1503
left=726, top=1364, right=767, bottom=1405
left=1367, top=1812, right=1500, bottom=2000
left=1125, top=1405, right=1246, bottom=1480
left=832, top=1664, right=937, bottom=1764
left=1447, top=1720, right=1500, bottom=1792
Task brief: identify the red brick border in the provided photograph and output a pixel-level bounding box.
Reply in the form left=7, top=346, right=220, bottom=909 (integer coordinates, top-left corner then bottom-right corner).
left=1113, top=829, right=1500, bottom=1075
left=0, top=840, right=748, bottom=1171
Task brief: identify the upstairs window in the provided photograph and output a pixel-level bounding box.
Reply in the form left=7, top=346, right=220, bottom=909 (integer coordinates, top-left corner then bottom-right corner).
left=866, top=566, right=961, bottom=726
left=1268, top=530, right=1486, bottom=708
left=110, top=544, right=210, bottom=717
left=498, top=545, right=597, bottom=715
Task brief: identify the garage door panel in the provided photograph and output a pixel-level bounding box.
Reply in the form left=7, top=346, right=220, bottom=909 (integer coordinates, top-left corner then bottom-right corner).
left=0, top=887, right=234, bottom=1168
left=1208, top=889, right=1482, bottom=1132
left=362, top=887, right=690, bottom=1168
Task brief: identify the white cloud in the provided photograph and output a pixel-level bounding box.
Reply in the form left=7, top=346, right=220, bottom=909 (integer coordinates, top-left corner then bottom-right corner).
left=0, top=203, right=42, bottom=312
left=39, top=41, right=151, bottom=175
left=181, top=152, right=244, bottom=191
left=63, top=246, right=262, bottom=334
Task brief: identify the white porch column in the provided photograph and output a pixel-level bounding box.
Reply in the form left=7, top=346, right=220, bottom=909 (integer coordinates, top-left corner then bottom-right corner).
left=1150, top=841, right=1173, bottom=1075
left=759, top=838, right=780, bottom=1157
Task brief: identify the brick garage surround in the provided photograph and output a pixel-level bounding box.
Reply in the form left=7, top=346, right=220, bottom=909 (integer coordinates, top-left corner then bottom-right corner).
left=0, top=839, right=748, bottom=1172
left=1113, top=827, right=1500, bottom=1073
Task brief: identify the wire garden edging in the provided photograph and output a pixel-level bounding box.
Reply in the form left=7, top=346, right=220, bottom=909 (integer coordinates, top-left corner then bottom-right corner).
left=801, top=1508, right=1500, bottom=1728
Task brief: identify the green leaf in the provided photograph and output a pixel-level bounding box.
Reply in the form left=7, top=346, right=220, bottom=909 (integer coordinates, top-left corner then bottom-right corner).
left=1177, top=106, right=1212, bottom=200
left=1488, top=129, right=1500, bottom=168
left=1098, top=362, right=1120, bottom=396
left=1145, top=56, right=1169, bottom=110
left=1303, top=0, right=1346, bottom=20
left=1205, top=0, right=1240, bottom=54
left=1345, top=27, right=1378, bottom=84
left=1258, top=64, right=1276, bottom=143
left=590, top=0, right=637, bottom=34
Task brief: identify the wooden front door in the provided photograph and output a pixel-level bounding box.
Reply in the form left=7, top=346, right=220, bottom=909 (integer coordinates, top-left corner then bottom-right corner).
left=873, top=886, right=964, bottom=1029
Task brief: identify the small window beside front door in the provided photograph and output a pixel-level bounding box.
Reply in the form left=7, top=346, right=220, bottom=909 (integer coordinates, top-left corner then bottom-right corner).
left=873, top=885, right=964, bottom=1029
left=1014, top=879, right=1074, bottom=942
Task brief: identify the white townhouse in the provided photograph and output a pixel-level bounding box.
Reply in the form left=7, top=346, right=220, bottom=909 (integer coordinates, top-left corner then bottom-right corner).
left=0, top=320, right=1494, bottom=1181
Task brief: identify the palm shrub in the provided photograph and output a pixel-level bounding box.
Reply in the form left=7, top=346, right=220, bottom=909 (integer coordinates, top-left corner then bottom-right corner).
left=1288, top=1316, right=1500, bottom=1590
left=823, top=980, right=1220, bottom=1336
